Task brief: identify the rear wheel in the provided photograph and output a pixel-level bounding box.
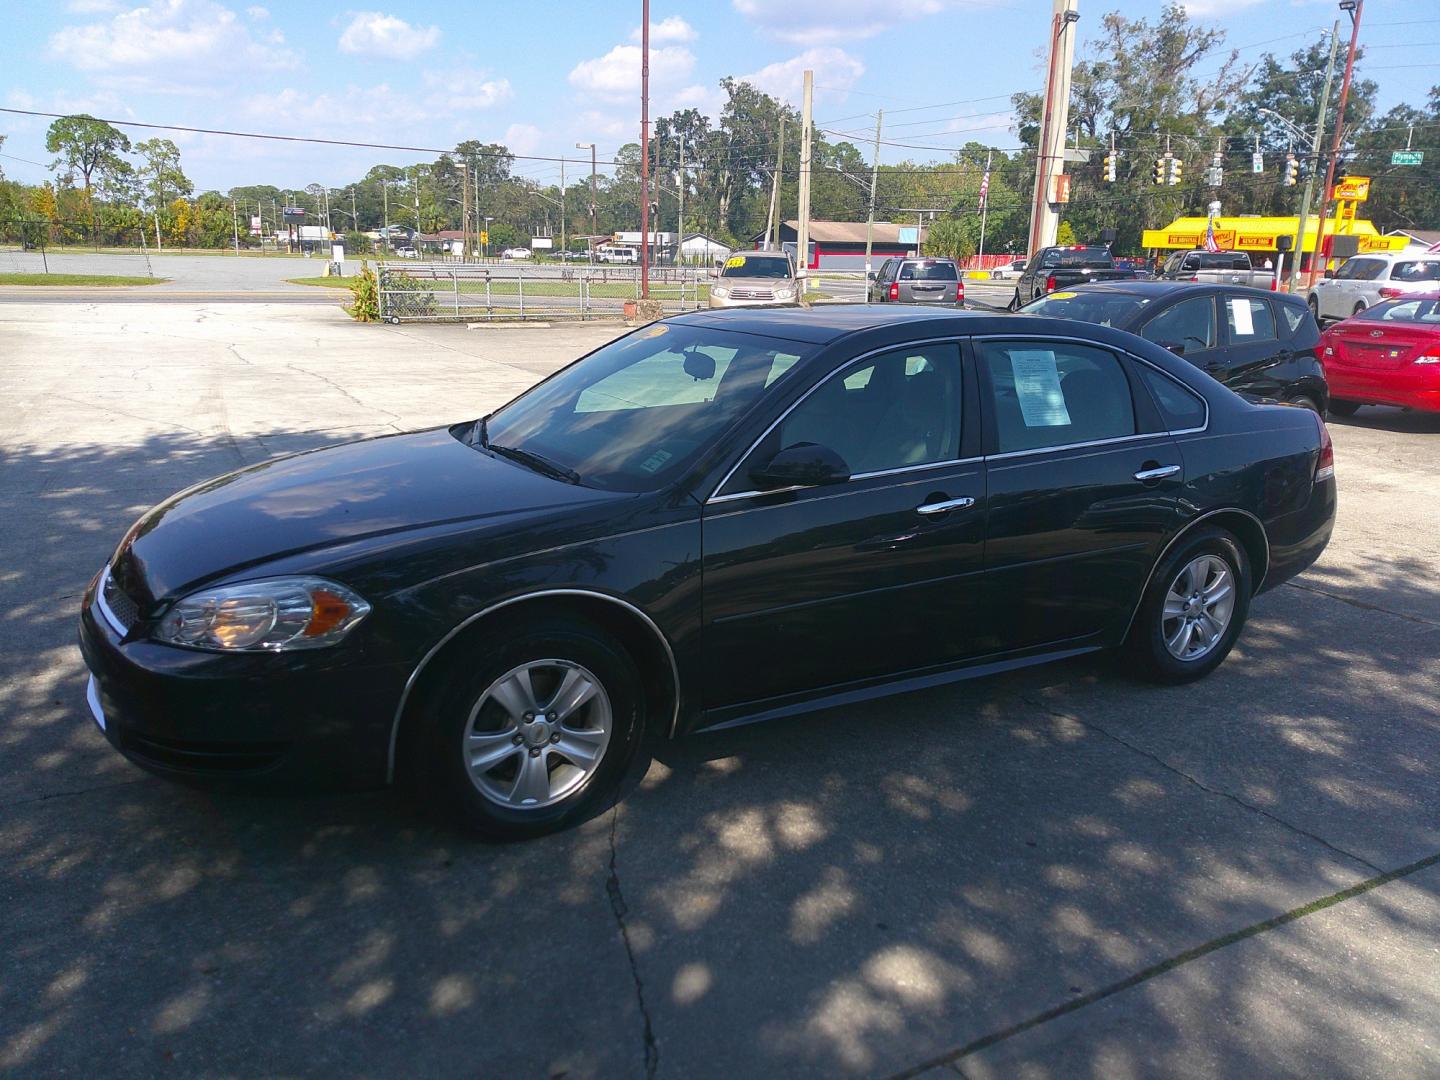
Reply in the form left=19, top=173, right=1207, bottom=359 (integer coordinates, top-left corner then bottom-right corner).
left=1288, top=394, right=1322, bottom=415
left=414, top=617, right=644, bottom=840
left=1126, top=527, right=1251, bottom=683
left=1353, top=301, right=1367, bottom=318
left=1307, top=295, right=1321, bottom=322
left=1328, top=399, right=1361, bottom=417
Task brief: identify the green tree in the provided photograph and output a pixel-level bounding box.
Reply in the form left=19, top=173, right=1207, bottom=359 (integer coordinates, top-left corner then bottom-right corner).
left=46, top=115, right=131, bottom=199
left=1055, top=220, right=1078, bottom=245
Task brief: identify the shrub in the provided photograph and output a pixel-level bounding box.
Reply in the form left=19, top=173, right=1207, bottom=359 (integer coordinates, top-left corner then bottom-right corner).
left=379, top=268, right=438, bottom=319
left=346, top=261, right=379, bottom=322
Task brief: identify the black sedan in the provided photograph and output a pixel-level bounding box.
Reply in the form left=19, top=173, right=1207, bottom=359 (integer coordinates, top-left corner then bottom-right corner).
left=1019, top=281, right=1329, bottom=414
left=81, top=307, right=1336, bottom=839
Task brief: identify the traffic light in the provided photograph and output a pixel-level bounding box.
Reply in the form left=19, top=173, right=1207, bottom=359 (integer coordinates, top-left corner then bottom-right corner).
left=1104, top=153, right=1117, bottom=182
left=1283, top=154, right=1299, bottom=186
left=1153, top=156, right=1166, bottom=185
left=1167, top=156, right=1183, bottom=186
left=1208, top=151, right=1223, bottom=187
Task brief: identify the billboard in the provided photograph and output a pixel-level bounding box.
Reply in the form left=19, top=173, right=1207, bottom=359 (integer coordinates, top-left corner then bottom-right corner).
left=530, top=237, right=554, bottom=249
left=282, top=206, right=306, bottom=223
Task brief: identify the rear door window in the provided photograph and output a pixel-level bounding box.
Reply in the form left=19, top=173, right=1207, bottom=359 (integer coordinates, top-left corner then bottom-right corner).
left=980, top=341, right=1136, bottom=453
left=1141, top=296, right=1217, bottom=352
left=1223, top=296, right=1277, bottom=342
left=1391, top=261, right=1440, bottom=283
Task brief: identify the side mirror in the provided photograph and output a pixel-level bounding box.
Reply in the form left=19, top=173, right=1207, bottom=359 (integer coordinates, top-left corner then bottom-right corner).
left=867, top=271, right=877, bottom=281
left=1323, top=269, right=1336, bottom=280
left=1157, top=340, right=1186, bottom=356
left=749, top=443, right=850, bottom=489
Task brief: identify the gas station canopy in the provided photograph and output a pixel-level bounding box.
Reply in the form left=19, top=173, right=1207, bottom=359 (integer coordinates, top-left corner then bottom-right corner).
left=1141, top=216, right=1408, bottom=255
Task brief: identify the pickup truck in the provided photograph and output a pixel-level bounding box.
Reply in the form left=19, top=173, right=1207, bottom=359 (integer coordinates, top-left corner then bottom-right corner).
left=1160, top=249, right=1276, bottom=290
left=1009, top=245, right=1136, bottom=308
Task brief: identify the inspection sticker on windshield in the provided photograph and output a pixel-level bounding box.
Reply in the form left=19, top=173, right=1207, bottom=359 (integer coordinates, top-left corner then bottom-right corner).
left=724, top=255, right=747, bottom=269
left=638, top=449, right=673, bottom=474
left=1010, top=350, right=1071, bottom=427
left=1049, top=291, right=1078, bottom=300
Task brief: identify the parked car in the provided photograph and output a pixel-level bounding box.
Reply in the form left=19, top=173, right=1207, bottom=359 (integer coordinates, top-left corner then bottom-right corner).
left=708, top=251, right=799, bottom=308
left=1011, top=245, right=1136, bottom=308
left=990, top=258, right=1027, bottom=280
left=1320, top=292, right=1440, bottom=416
left=501, top=247, right=533, bottom=260
left=1160, top=250, right=1275, bottom=290
left=1019, top=281, right=1329, bottom=413
left=1114, top=257, right=1155, bottom=280
left=867, top=257, right=965, bottom=306
left=596, top=246, right=638, bottom=265
left=1306, top=252, right=1440, bottom=323
left=81, top=307, right=1335, bottom=839
left=394, top=246, right=418, bottom=259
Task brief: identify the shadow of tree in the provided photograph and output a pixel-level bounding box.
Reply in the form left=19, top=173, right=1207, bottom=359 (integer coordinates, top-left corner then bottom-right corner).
left=2, top=425, right=1437, bottom=1078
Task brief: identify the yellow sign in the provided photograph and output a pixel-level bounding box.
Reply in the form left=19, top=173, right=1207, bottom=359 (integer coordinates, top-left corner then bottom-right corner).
left=724, top=255, right=747, bottom=269
left=1332, top=176, right=1370, bottom=201
left=1358, top=235, right=1409, bottom=253
left=480, top=230, right=488, bottom=243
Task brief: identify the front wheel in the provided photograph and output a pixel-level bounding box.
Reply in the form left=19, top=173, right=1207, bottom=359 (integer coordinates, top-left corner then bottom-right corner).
left=1307, top=296, right=1321, bottom=323
left=414, top=617, right=644, bottom=840
left=1125, top=528, right=1252, bottom=683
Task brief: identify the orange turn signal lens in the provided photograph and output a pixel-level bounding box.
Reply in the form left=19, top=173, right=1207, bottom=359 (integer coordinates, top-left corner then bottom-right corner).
left=304, top=589, right=354, bottom=637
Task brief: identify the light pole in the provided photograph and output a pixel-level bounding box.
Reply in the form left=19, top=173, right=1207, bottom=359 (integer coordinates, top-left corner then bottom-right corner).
left=1311, top=0, right=1364, bottom=287
left=640, top=0, right=651, bottom=299
left=576, top=142, right=597, bottom=262
left=483, top=216, right=494, bottom=260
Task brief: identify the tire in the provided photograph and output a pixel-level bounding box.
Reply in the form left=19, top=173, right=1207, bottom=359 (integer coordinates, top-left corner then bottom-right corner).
left=1288, top=394, right=1321, bottom=415
left=1307, top=295, right=1321, bottom=323
left=1008, top=288, right=1022, bottom=312
left=1328, top=399, right=1361, bottom=417
left=1125, top=527, right=1252, bottom=684
left=414, top=616, right=644, bottom=840
left=1353, top=301, right=1367, bottom=318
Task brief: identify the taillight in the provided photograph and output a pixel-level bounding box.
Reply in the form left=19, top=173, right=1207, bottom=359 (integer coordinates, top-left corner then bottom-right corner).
left=1045, top=274, right=1056, bottom=292
left=889, top=282, right=899, bottom=300
left=1377, top=287, right=1402, bottom=299
left=1314, top=413, right=1334, bottom=483
left=956, top=281, right=965, bottom=302
left=1270, top=276, right=1278, bottom=291
left=1188, top=275, right=1200, bottom=282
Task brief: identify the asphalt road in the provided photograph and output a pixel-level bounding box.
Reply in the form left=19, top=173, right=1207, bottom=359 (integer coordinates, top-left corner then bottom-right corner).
left=2, top=303, right=1438, bottom=1078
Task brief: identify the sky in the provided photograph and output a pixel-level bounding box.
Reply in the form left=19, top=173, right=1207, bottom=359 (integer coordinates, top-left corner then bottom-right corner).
left=1, top=0, right=1436, bottom=194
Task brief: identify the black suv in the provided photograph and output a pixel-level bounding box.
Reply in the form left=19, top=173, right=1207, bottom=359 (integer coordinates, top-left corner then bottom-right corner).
left=867, top=257, right=964, bottom=306
left=1019, top=281, right=1329, bottom=413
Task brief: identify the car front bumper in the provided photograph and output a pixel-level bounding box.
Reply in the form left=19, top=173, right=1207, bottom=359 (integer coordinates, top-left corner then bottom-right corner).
left=79, top=573, right=409, bottom=790
left=708, top=294, right=800, bottom=309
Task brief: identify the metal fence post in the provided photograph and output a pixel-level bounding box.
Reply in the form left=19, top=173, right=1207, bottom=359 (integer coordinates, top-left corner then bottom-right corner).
left=518, top=272, right=524, bottom=318
left=452, top=270, right=460, bottom=318
left=485, top=275, right=493, bottom=316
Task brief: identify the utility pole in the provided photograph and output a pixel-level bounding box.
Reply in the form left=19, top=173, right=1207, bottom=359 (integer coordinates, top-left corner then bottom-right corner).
left=865, top=110, right=883, bottom=274
left=797, top=69, right=814, bottom=293
left=676, top=134, right=684, bottom=265
left=381, top=180, right=389, bottom=249
left=764, top=115, right=786, bottom=250
left=231, top=201, right=239, bottom=254
left=1028, top=0, right=1079, bottom=258
left=560, top=155, right=567, bottom=257
left=1310, top=0, right=1364, bottom=287
left=461, top=160, right=470, bottom=261
left=978, top=147, right=994, bottom=260
left=639, top=0, right=651, bottom=298
left=1290, top=21, right=1342, bottom=293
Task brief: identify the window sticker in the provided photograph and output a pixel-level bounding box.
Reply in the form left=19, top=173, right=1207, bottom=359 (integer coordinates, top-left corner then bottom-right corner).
left=725, top=255, right=747, bottom=269
left=636, top=324, right=669, bottom=339
left=638, top=449, right=674, bottom=474
left=1229, top=297, right=1255, bottom=336
left=1049, top=291, right=1078, bottom=299
left=1010, top=350, right=1071, bottom=427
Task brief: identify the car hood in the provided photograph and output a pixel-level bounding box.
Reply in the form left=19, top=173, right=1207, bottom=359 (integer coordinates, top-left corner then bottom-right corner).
left=111, top=427, right=612, bottom=603
left=717, top=276, right=795, bottom=289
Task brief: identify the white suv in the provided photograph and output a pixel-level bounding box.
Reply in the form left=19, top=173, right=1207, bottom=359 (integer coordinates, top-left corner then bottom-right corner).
left=1307, top=252, right=1440, bottom=323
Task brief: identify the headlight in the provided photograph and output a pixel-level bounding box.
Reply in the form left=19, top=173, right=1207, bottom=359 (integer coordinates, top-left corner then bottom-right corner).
left=154, top=577, right=371, bottom=652
left=774, top=287, right=795, bottom=299
left=712, top=286, right=730, bottom=298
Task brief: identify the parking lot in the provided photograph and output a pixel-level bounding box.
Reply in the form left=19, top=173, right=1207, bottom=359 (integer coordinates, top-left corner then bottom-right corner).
left=2, top=300, right=1438, bottom=1077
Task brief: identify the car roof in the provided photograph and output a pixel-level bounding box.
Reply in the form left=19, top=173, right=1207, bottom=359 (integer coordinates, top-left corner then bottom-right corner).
left=1060, top=280, right=1300, bottom=302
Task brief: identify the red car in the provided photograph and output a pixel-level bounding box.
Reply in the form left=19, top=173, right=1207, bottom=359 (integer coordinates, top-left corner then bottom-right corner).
left=1320, top=292, right=1440, bottom=416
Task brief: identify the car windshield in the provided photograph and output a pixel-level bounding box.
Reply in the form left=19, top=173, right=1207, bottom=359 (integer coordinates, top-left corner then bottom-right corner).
left=481, top=324, right=812, bottom=492
left=721, top=255, right=791, bottom=278
left=900, top=261, right=958, bottom=281
left=1355, top=297, right=1440, bottom=323
left=1020, top=290, right=1150, bottom=327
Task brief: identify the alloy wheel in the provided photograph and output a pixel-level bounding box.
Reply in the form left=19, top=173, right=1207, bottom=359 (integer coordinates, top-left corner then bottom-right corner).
left=1161, top=554, right=1236, bottom=662
left=463, top=659, right=613, bottom=809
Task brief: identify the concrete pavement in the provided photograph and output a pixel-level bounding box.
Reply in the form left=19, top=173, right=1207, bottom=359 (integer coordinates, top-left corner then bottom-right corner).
left=1, top=302, right=1438, bottom=1078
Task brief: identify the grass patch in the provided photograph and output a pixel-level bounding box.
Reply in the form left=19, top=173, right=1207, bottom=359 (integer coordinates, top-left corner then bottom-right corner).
left=286, top=277, right=354, bottom=288
left=0, top=273, right=166, bottom=287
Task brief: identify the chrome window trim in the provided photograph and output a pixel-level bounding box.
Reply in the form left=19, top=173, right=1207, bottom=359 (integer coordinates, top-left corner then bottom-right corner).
left=705, top=336, right=966, bottom=504
left=974, top=332, right=1212, bottom=440
left=709, top=456, right=984, bottom=506
left=94, top=567, right=130, bottom=638
left=386, top=588, right=682, bottom=782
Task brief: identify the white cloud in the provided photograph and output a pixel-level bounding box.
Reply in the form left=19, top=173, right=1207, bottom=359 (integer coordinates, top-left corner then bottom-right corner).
left=668, top=83, right=723, bottom=118
left=48, top=0, right=297, bottom=92
left=241, top=85, right=424, bottom=132
left=421, top=68, right=513, bottom=111
left=503, top=123, right=542, bottom=156
left=738, top=47, right=865, bottom=105
left=630, top=16, right=697, bottom=44
left=337, top=11, right=440, bottom=59
left=245, top=4, right=268, bottom=18
left=64, top=0, right=122, bottom=12
left=574, top=109, right=631, bottom=142
left=734, top=0, right=946, bottom=44
left=569, top=44, right=696, bottom=102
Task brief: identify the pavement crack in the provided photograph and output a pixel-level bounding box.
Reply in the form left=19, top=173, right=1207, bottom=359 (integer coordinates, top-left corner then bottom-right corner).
left=1283, top=579, right=1440, bottom=628
left=1021, top=695, right=1384, bottom=876
left=607, top=807, right=658, bottom=1080
left=284, top=362, right=403, bottom=429
left=0, top=776, right=154, bottom=810
left=885, top=847, right=1440, bottom=1080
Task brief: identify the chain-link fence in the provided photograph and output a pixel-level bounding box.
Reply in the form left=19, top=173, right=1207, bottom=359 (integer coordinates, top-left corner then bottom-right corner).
left=377, top=264, right=711, bottom=322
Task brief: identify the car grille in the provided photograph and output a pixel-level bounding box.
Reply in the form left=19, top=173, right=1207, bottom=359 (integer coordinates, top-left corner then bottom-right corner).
left=101, top=569, right=140, bottom=631
left=730, top=288, right=774, bottom=300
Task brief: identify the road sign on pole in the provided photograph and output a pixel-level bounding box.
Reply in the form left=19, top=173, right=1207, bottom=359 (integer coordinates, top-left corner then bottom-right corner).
left=1390, top=150, right=1424, bottom=166
left=1252, top=152, right=1264, bottom=173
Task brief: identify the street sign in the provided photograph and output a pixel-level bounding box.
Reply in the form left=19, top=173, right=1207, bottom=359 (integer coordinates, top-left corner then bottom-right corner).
left=1252, top=152, right=1264, bottom=173
left=1062, top=149, right=1091, bottom=163
left=479, top=230, right=488, bottom=244
left=1391, top=150, right=1424, bottom=166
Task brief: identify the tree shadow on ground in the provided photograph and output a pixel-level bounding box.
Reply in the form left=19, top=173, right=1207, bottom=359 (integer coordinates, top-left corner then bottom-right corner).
left=2, top=427, right=1438, bottom=1078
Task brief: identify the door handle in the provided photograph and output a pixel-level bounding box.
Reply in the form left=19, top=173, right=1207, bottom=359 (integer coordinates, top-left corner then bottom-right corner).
left=1134, top=464, right=1181, bottom=482
left=916, top=496, right=976, bottom=516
